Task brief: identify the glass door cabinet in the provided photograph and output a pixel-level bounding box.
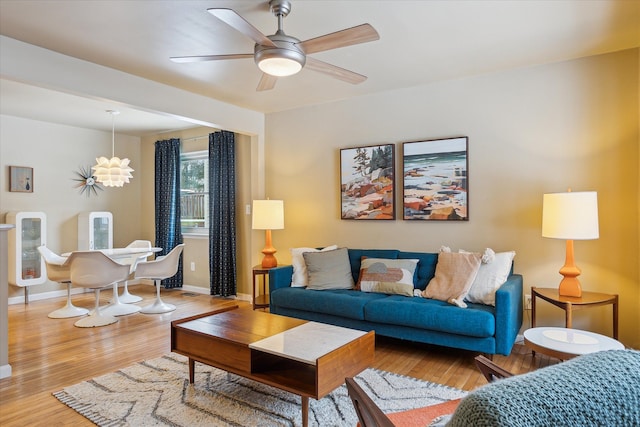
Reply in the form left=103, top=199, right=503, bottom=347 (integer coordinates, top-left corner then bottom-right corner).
left=78, top=211, right=113, bottom=250
left=7, top=211, right=47, bottom=302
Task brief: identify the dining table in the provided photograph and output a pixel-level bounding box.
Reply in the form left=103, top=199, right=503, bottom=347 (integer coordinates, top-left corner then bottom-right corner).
left=62, top=247, right=162, bottom=260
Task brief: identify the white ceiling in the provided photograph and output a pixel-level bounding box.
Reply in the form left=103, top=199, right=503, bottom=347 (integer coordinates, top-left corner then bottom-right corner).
left=1, top=0, right=638, bottom=135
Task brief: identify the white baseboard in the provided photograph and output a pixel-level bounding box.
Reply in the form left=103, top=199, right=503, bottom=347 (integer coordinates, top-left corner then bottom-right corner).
left=0, top=364, right=12, bottom=379
left=180, top=284, right=251, bottom=303
left=8, top=288, right=87, bottom=305
left=9, top=283, right=251, bottom=305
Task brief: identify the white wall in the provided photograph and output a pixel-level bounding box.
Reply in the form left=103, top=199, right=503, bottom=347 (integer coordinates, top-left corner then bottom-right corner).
left=0, top=115, right=143, bottom=299
left=266, top=49, right=640, bottom=348
left=0, top=35, right=268, bottom=302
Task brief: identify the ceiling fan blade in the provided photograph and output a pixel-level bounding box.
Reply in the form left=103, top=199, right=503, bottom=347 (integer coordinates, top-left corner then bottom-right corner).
left=208, top=8, right=276, bottom=47
left=305, top=57, right=367, bottom=85
left=170, top=54, right=253, bottom=63
left=256, top=73, right=278, bottom=91
left=297, top=24, right=379, bottom=54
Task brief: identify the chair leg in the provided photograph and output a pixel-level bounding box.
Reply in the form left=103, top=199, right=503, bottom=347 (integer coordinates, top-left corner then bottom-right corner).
left=119, top=280, right=143, bottom=303
left=74, top=289, right=119, bottom=327
left=140, top=280, right=176, bottom=314
left=103, top=282, right=141, bottom=316
left=48, top=283, right=89, bottom=319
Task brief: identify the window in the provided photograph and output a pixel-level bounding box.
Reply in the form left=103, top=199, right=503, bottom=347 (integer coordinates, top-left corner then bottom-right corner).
left=180, top=150, right=208, bottom=235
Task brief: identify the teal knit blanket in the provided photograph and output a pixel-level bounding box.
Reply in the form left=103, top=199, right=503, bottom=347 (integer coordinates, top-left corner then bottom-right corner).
left=447, top=349, right=640, bottom=426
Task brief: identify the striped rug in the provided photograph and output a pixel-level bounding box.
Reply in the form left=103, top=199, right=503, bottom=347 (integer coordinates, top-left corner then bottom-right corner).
left=54, top=352, right=466, bottom=427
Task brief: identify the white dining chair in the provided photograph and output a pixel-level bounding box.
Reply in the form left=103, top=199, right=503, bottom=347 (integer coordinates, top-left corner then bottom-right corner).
left=114, top=240, right=153, bottom=303
left=38, top=246, right=89, bottom=319
left=134, top=244, right=185, bottom=314
left=67, top=251, right=132, bottom=327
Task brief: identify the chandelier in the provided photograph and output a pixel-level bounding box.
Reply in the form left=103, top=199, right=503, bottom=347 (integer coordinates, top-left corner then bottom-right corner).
left=92, top=110, right=134, bottom=187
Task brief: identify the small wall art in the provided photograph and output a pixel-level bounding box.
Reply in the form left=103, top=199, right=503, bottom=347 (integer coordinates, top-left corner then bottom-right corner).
left=402, top=136, right=469, bottom=221
left=9, top=166, right=34, bottom=193
left=340, top=143, right=395, bottom=220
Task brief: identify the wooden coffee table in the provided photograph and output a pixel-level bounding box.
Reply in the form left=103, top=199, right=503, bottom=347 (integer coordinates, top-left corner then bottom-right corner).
left=171, top=305, right=375, bottom=427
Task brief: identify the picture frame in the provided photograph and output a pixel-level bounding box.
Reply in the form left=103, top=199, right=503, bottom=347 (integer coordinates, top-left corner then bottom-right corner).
left=340, top=144, right=395, bottom=220
left=9, top=166, right=34, bottom=193
left=402, top=137, right=468, bottom=221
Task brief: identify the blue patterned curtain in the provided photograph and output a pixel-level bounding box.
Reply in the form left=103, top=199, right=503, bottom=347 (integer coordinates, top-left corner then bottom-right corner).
left=155, top=138, right=183, bottom=288
left=209, top=130, right=237, bottom=296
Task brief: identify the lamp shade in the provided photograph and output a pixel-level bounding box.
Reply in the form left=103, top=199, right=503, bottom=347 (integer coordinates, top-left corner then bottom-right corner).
left=542, top=191, right=599, bottom=240
left=252, top=200, right=284, bottom=230
left=92, top=156, right=134, bottom=188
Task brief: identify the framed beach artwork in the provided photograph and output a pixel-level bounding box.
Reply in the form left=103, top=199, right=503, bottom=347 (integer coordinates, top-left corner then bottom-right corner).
left=402, top=137, right=468, bottom=221
left=9, top=166, right=34, bottom=193
left=340, top=144, right=395, bottom=220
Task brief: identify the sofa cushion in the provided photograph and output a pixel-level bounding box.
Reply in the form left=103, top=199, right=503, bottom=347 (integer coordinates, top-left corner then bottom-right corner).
left=422, top=252, right=482, bottom=307
left=364, top=295, right=496, bottom=337
left=271, top=287, right=388, bottom=320
left=398, top=251, right=438, bottom=290
left=290, top=245, right=338, bottom=287
left=357, top=258, right=419, bottom=296
left=304, top=248, right=354, bottom=290
left=465, top=251, right=516, bottom=306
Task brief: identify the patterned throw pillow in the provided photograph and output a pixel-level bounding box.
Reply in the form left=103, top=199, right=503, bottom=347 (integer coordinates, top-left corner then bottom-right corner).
left=357, top=258, right=419, bottom=297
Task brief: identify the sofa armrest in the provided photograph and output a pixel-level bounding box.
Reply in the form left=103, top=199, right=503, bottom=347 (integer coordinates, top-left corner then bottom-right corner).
left=494, top=274, right=523, bottom=356
left=269, top=265, right=294, bottom=293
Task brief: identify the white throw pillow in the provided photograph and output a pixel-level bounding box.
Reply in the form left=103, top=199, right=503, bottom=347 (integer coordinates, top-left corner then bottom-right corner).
left=465, top=251, right=516, bottom=306
left=290, top=245, right=338, bottom=287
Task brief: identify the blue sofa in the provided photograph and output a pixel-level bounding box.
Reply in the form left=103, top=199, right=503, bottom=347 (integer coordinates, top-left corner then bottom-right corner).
left=269, top=249, right=523, bottom=356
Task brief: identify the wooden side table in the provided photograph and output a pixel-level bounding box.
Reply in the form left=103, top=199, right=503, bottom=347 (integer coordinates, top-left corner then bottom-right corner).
left=531, top=287, right=618, bottom=339
left=252, top=265, right=273, bottom=310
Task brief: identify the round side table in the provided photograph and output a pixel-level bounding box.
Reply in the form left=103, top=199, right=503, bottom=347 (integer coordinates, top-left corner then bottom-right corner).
left=524, top=327, right=624, bottom=360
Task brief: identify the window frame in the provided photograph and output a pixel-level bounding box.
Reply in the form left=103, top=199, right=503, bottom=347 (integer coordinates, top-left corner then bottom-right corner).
left=180, top=150, right=209, bottom=236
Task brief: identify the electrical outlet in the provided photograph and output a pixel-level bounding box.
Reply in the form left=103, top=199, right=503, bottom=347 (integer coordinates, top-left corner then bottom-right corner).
left=190, top=261, right=196, bottom=272
left=525, top=294, right=532, bottom=310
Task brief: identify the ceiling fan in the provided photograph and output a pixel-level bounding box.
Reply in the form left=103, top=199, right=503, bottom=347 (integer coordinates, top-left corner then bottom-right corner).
left=170, top=0, right=380, bottom=91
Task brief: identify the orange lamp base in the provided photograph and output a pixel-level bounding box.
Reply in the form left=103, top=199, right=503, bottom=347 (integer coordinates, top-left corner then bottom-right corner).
left=558, top=239, right=583, bottom=297
left=260, top=229, right=278, bottom=269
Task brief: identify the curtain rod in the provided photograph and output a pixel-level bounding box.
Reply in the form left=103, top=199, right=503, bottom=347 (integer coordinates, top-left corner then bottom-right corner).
left=181, top=135, right=209, bottom=142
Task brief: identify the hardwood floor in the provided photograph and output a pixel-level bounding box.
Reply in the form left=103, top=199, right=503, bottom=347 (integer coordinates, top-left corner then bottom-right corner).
left=0, top=285, right=557, bottom=426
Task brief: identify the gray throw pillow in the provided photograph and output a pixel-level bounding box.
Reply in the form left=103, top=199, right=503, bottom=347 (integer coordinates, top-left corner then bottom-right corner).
left=303, top=248, right=355, bottom=290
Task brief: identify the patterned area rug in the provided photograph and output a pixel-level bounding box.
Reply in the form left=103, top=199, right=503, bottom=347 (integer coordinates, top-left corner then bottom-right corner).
left=54, top=353, right=466, bottom=427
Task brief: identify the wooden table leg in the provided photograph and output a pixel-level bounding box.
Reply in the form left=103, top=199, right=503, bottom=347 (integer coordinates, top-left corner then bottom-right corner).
left=189, top=358, right=195, bottom=384
left=301, top=396, right=309, bottom=427
left=613, top=296, right=619, bottom=339
left=565, top=303, right=572, bottom=329
left=531, top=291, right=536, bottom=357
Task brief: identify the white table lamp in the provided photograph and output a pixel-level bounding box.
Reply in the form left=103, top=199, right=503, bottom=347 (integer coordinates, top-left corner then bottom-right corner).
left=542, top=190, right=599, bottom=297
left=252, top=200, right=284, bottom=268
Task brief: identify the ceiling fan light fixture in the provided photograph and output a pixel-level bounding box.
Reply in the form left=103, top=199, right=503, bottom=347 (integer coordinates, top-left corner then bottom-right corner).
left=258, top=56, right=302, bottom=76
left=255, top=45, right=305, bottom=77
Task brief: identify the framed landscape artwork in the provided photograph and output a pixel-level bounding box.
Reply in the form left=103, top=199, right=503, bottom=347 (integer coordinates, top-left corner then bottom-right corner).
left=9, top=166, right=34, bottom=193
left=340, top=144, right=395, bottom=220
left=403, top=137, right=468, bottom=221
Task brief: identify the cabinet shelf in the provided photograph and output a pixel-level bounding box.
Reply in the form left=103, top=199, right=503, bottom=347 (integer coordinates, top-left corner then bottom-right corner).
left=78, top=211, right=113, bottom=250
left=7, top=212, right=47, bottom=297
